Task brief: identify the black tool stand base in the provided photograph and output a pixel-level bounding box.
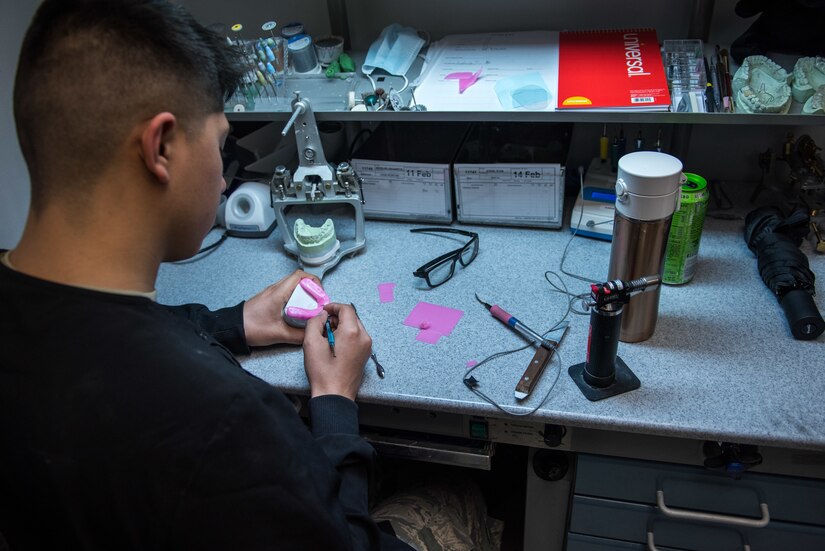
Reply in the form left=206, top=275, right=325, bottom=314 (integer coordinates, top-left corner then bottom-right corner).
left=568, top=356, right=641, bottom=401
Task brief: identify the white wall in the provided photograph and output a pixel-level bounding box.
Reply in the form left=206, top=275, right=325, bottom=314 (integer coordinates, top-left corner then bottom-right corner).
left=178, top=0, right=728, bottom=50
left=0, top=0, right=39, bottom=249
left=177, top=0, right=330, bottom=39
left=345, top=0, right=695, bottom=51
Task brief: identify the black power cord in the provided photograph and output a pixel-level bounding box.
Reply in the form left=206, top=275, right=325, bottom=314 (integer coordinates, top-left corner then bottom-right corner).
left=171, top=228, right=229, bottom=265
left=462, top=274, right=583, bottom=416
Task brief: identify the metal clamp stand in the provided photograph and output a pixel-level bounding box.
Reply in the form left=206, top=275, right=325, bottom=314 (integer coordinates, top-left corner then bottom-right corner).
left=568, top=276, right=660, bottom=401
left=270, top=92, right=366, bottom=279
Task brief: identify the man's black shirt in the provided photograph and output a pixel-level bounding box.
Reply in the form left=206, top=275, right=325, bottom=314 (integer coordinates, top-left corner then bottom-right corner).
left=0, top=260, right=410, bottom=550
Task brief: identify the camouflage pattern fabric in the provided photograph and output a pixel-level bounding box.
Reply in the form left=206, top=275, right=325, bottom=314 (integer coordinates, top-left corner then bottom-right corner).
left=371, top=478, right=503, bottom=551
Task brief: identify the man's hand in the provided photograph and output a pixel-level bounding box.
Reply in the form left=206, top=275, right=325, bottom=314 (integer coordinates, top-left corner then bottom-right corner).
left=303, top=303, right=372, bottom=401
left=243, top=270, right=321, bottom=347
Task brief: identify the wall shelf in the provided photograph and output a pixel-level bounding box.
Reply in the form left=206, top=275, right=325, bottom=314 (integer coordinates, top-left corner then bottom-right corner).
left=227, top=109, right=823, bottom=126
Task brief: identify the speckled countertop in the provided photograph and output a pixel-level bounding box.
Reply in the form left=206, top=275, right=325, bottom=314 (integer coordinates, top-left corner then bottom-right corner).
left=157, top=193, right=825, bottom=452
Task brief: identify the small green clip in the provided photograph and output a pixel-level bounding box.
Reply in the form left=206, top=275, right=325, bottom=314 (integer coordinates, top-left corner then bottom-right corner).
left=324, top=60, right=341, bottom=79
left=338, top=52, right=355, bottom=73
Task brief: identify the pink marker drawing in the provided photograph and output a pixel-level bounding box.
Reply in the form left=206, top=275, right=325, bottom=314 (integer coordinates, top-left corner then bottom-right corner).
left=445, top=68, right=482, bottom=94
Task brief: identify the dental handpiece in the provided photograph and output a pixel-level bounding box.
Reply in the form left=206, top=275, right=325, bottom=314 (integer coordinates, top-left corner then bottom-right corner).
left=475, top=294, right=554, bottom=349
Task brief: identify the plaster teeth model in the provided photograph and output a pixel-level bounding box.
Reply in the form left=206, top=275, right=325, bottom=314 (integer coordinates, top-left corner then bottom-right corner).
left=792, top=57, right=825, bottom=104
left=802, top=84, right=825, bottom=115
left=732, top=55, right=792, bottom=114
left=293, top=218, right=341, bottom=264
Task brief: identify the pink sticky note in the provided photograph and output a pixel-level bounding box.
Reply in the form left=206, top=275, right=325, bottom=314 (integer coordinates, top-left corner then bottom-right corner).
left=377, top=282, right=396, bottom=303
left=403, top=301, right=464, bottom=345
left=416, top=330, right=442, bottom=344
left=404, top=302, right=464, bottom=336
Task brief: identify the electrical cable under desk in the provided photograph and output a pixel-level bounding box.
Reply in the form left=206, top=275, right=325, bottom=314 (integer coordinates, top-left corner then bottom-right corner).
left=463, top=275, right=584, bottom=417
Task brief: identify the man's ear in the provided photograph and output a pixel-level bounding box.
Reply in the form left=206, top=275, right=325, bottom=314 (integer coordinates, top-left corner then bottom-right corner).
left=139, top=112, right=177, bottom=185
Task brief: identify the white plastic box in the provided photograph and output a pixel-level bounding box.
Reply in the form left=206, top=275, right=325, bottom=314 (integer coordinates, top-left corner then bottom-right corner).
left=452, top=123, right=571, bottom=228
left=351, top=122, right=470, bottom=224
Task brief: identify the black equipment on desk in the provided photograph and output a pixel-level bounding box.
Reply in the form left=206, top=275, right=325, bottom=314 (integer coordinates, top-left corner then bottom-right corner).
left=702, top=441, right=763, bottom=479
left=568, top=276, right=660, bottom=401
left=744, top=206, right=825, bottom=340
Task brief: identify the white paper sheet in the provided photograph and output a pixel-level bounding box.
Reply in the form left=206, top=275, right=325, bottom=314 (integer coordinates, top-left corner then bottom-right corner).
left=413, top=31, right=559, bottom=112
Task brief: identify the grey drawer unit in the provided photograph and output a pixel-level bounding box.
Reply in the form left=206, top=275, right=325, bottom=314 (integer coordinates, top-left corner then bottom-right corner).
left=570, top=495, right=825, bottom=550
left=567, top=533, right=665, bottom=550
left=567, top=533, right=646, bottom=550
left=567, top=454, right=825, bottom=551
left=574, top=453, right=825, bottom=526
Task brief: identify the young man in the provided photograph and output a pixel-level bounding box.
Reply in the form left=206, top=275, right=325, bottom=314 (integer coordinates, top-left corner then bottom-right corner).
left=0, top=1, right=411, bottom=549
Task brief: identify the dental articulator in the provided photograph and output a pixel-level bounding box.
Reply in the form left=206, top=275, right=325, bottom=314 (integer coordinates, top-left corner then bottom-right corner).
left=272, top=93, right=380, bottom=371
left=270, top=91, right=366, bottom=280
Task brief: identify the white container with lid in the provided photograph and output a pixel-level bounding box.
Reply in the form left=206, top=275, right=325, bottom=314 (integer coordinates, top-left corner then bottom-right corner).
left=614, top=151, right=683, bottom=221
left=287, top=35, right=319, bottom=73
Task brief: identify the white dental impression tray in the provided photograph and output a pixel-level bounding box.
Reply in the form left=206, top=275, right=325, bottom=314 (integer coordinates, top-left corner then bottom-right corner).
left=792, top=57, right=825, bottom=103
left=803, top=85, right=825, bottom=115
left=732, top=55, right=792, bottom=114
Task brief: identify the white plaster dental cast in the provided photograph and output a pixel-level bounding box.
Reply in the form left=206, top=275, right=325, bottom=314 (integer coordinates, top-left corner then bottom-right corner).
left=792, top=57, right=825, bottom=104
left=293, top=218, right=340, bottom=265
left=802, top=84, right=825, bottom=115
left=732, top=55, right=792, bottom=114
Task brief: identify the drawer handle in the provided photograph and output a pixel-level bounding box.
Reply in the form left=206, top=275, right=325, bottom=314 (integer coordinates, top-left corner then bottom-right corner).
left=656, top=489, right=770, bottom=528
left=647, top=530, right=751, bottom=551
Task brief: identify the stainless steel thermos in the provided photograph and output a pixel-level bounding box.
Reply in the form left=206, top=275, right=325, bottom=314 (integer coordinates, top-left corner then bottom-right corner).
left=608, top=152, right=683, bottom=342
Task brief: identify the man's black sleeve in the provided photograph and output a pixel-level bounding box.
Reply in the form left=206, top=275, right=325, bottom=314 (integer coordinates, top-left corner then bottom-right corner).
left=309, top=396, right=414, bottom=551
left=310, top=395, right=382, bottom=548
left=162, top=302, right=250, bottom=355
left=166, top=381, right=412, bottom=550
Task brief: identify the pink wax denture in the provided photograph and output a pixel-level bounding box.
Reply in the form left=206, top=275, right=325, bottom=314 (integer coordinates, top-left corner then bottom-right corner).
left=283, top=278, right=331, bottom=328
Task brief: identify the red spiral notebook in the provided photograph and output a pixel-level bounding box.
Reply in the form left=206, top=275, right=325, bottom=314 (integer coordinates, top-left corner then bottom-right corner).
left=557, top=28, right=670, bottom=111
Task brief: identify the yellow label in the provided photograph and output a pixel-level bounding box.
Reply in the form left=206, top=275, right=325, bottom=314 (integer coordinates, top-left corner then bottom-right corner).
left=562, top=96, right=593, bottom=106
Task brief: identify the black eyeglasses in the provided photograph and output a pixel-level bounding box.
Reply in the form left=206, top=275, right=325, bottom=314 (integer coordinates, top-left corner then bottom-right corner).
left=411, top=228, right=479, bottom=288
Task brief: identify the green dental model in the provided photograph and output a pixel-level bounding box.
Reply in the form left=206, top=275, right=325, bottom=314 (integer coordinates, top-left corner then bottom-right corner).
left=293, top=218, right=340, bottom=263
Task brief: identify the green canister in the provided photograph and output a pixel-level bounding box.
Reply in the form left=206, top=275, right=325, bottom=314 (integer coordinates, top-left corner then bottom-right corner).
left=663, top=173, right=709, bottom=284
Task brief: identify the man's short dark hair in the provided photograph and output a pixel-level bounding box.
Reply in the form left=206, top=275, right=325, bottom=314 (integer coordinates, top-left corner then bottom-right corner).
left=13, top=0, right=243, bottom=210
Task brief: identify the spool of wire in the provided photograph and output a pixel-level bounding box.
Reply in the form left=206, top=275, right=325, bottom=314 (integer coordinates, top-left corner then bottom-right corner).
left=281, top=22, right=304, bottom=40
left=287, top=34, right=318, bottom=73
